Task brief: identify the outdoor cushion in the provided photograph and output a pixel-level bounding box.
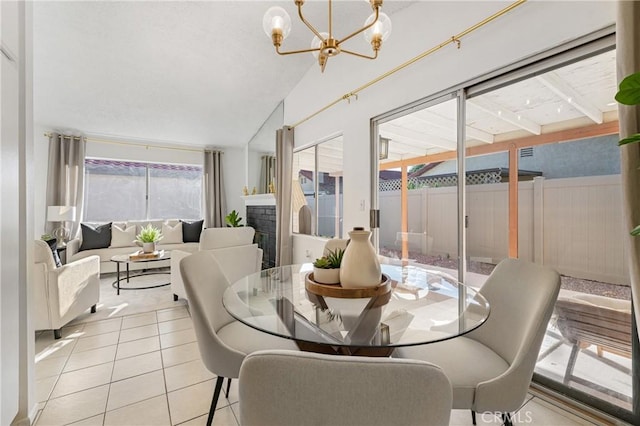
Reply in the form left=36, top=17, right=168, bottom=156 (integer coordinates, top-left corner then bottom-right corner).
left=182, top=219, right=204, bottom=242
left=79, top=222, right=112, bottom=251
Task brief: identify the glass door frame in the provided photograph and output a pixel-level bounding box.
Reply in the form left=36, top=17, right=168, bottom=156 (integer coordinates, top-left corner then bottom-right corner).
left=370, top=90, right=461, bottom=263
left=369, top=27, right=638, bottom=424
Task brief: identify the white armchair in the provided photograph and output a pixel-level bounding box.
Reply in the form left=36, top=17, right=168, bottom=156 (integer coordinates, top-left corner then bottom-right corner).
left=32, top=240, right=100, bottom=339
left=171, top=227, right=261, bottom=302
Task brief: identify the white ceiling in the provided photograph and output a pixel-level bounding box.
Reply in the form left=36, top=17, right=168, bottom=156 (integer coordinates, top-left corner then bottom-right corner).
left=33, top=0, right=414, bottom=149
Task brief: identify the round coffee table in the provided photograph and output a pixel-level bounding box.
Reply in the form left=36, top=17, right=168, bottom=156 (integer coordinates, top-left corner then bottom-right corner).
left=110, top=252, right=172, bottom=295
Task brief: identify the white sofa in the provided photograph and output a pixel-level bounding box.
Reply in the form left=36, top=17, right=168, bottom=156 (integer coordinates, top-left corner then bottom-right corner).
left=33, top=240, right=101, bottom=338
left=171, top=227, right=261, bottom=302
left=67, top=219, right=200, bottom=274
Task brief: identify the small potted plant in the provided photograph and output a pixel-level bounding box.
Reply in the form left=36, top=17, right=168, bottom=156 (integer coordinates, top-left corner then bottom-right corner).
left=136, top=224, right=164, bottom=253
left=225, top=210, right=244, bottom=227
left=312, top=248, right=345, bottom=285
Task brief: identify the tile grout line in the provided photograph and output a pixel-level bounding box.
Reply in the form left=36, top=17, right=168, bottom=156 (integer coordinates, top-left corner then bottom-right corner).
left=157, top=307, right=175, bottom=426
left=101, top=314, right=123, bottom=425
left=35, top=305, right=190, bottom=425
left=36, top=326, right=84, bottom=424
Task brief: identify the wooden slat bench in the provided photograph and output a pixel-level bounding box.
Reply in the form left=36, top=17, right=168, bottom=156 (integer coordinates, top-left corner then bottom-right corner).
left=554, top=293, right=631, bottom=400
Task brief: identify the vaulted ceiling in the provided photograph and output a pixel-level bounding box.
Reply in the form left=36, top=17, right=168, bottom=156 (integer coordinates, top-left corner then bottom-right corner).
left=33, top=1, right=414, bottom=149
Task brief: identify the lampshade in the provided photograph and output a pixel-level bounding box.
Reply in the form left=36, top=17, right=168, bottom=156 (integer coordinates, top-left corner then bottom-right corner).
left=364, top=12, right=392, bottom=43
left=47, top=206, right=76, bottom=222
left=263, top=6, right=292, bottom=39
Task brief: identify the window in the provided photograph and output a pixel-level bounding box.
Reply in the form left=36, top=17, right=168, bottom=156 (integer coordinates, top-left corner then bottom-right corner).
left=292, top=135, right=344, bottom=238
left=84, top=158, right=202, bottom=222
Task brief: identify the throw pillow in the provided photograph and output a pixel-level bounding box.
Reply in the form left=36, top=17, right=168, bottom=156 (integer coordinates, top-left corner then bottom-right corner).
left=44, top=238, right=62, bottom=268
left=110, top=224, right=136, bottom=248
left=162, top=222, right=183, bottom=244
left=79, top=222, right=112, bottom=251
left=182, top=219, right=204, bottom=243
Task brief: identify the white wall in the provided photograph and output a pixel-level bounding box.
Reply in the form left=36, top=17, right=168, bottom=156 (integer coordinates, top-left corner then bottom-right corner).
left=1, top=0, right=35, bottom=423
left=0, top=2, right=21, bottom=420
left=223, top=147, right=246, bottom=218
left=283, top=1, right=616, bottom=238
left=246, top=102, right=282, bottom=192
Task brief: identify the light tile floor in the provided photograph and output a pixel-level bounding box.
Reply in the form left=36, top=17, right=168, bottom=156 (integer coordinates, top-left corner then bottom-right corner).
left=34, top=304, right=611, bottom=426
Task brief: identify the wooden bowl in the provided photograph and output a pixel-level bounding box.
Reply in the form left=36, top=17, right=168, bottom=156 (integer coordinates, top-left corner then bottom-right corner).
left=305, top=272, right=391, bottom=299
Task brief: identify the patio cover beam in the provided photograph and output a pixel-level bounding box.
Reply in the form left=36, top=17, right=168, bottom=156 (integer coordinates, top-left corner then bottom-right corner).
left=379, top=120, right=619, bottom=170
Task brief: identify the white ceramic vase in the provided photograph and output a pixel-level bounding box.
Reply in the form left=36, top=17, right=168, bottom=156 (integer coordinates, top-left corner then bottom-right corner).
left=142, top=242, right=156, bottom=253
left=313, top=267, right=340, bottom=285
left=340, top=227, right=381, bottom=288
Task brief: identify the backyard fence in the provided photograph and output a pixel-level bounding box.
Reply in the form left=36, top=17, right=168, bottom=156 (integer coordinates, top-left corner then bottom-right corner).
left=379, top=175, right=628, bottom=286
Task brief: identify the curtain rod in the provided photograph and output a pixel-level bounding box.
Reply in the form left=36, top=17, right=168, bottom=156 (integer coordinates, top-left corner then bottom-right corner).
left=43, top=132, right=223, bottom=154
left=290, top=0, right=527, bottom=128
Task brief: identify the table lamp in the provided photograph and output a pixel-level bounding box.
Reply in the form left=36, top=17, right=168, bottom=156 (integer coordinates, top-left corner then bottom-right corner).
left=47, top=205, right=76, bottom=247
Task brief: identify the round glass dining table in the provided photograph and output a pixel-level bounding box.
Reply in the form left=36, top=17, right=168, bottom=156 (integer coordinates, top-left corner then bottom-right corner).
left=222, top=263, right=490, bottom=356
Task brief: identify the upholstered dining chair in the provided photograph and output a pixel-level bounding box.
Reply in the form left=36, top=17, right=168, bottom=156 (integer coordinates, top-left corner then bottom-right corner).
left=238, top=349, right=453, bottom=426
left=396, top=258, right=561, bottom=426
left=180, top=251, right=298, bottom=426
left=171, top=226, right=261, bottom=301
left=323, top=238, right=349, bottom=256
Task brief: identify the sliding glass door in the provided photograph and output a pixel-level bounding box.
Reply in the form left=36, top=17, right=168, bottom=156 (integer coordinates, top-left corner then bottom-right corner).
left=371, top=36, right=637, bottom=423
left=373, top=93, right=461, bottom=276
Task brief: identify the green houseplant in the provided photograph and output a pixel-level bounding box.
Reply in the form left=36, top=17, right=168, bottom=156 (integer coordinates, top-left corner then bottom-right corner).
left=616, top=71, right=640, bottom=235
left=136, top=224, right=163, bottom=252
left=312, top=248, right=345, bottom=284
left=225, top=210, right=244, bottom=227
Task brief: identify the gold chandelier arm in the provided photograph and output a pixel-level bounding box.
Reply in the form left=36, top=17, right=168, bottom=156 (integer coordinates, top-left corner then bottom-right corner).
left=341, top=49, right=378, bottom=60
left=338, top=7, right=379, bottom=45
left=328, top=0, right=333, bottom=39
left=297, top=2, right=324, bottom=40
left=276, top=45, right=322, bottom=56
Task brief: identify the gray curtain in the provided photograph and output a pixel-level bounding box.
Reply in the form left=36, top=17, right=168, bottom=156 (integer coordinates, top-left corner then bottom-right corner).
left=45, top=133, right=86, bottom=238
left=259, top=155, right=276, bottom=194
left=617, top=0, right=640, bottom=342
left=276, top=127, right=294, bottom=266
left=204, top=150, right=226, bottom=228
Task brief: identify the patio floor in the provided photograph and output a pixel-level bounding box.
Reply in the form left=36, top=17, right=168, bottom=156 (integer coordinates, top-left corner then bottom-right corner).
left=380, top=248, right=633, bottom=412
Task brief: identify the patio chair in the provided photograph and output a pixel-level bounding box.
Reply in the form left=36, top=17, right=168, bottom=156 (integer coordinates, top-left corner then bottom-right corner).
left=554, top=293, right=632, bottom=396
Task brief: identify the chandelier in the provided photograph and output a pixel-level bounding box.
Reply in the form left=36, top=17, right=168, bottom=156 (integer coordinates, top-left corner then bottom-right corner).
left=263, top=0, right=392, bottom=73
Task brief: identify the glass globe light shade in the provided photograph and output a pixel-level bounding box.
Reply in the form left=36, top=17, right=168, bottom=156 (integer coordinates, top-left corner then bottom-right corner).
left=363, top=12, right=392, bottom=42
left=310, top=32, right=329, bottom=58
left=263, top=6, right=292, bottom=39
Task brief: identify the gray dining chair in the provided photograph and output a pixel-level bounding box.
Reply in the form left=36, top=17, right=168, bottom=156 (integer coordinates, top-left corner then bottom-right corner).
left=238, top=349, right=453, bottom=426
left=395, top=258, right=561, bottom=426
left=180, top=250, right=298, bottom=426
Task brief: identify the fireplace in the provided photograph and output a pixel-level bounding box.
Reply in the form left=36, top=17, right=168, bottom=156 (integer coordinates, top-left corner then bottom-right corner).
left=246, top=205, right=276, bottom=269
